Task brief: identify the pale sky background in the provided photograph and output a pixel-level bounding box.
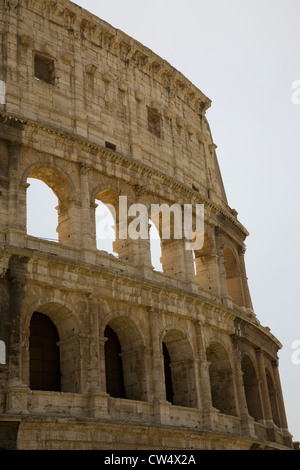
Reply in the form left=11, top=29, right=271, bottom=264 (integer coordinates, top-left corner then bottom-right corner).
left=27, top=0, right=300, bottom=442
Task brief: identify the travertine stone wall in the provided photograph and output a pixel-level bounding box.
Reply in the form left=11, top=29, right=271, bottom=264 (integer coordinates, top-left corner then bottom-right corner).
left=0, top=0, right=293, bottom=450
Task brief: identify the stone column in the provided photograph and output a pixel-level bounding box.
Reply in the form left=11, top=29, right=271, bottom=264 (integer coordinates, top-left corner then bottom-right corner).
left=149, top=310, right=173, bottom=426
left=238, top=246, right=253, bottom=310
left=161, top=238, right=189, bottom=280
left=79, top=161, right=94, bottom=249
left=234, top=367, right=250, bottom=418
left=271, top=360, right=288, bottom=430
left=194, top=321, right=212, bottom=410
left=230, top=334, right=251, bottom=417
left=56, top=196, right=81, bottom=246
left=230, top=336, right=256, bottom=437
left=87, top=297, right=101, bottom=394
left=5, top=255, right=30, bottom=414
left=182, top=237, right=197, bottom=284
left=193, top=320, right=220, bottom=430
left=214, top=227, right=230, bottom=304
left=148, top=309, right=166, bottom=403
left=255, top=348, right=273, bottom=422
left=114, top=217, right=153, bottom=268
left=99, top=336, right=108, bottom=394
left=89, top=320, right=109, bottom=419
left=194, top=252, right=221, bottom=295
left=7, top=143, right=22, bottom=232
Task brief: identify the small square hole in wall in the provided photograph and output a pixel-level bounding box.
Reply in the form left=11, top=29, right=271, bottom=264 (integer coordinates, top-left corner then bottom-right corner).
left=34, top=54, right=55, bottom=85
left=105, top=141, right=117, bottom=151
left=148, top=108, right=161, bottom=138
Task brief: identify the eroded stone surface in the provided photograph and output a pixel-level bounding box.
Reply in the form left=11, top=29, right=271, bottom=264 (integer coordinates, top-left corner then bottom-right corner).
left=0, top=0, right=293, bottom=450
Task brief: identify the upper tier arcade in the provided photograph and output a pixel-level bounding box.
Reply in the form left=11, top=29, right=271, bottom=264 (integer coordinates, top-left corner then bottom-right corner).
left=0, top=0, right=232, bottom=213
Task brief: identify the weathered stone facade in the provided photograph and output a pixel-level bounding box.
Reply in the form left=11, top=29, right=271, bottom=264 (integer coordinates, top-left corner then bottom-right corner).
left=0, top=0, right=293, bottom=450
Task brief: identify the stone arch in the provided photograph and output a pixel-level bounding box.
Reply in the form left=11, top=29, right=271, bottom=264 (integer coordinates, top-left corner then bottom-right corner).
left=102, top=315, right=148, bottom=401
left=241, top=353, right=263, bottom=421
left=265, top=367, right=281, bottom=427
left=161, top=327, right=197, bottom=407
left=25, top=301, right=81, bottom=393
left=90, top=175, right=133, bottom=208
left=206, top=341, right=237, bottom=416
left=24, top=165, right=76, bottom=245
left=23, top=164, right=74, bottom=200
left=224, top=247, right=244, bottom=307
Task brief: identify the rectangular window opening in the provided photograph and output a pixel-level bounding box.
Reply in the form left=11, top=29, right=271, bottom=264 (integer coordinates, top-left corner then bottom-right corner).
left=105, top=141, right=117, bottom=151
left=34, top=54, right=55, bottom=85
left=148, top=108, right=161, bottom=138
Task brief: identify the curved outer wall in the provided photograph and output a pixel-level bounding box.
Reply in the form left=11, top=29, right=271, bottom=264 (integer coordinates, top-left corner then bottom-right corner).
left=0, top=0, right=293, bottom=450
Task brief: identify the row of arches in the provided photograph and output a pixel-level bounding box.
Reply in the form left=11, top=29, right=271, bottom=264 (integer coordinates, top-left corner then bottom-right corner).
left=27, top=178, right=163, bottom=271
left=25, top=310, right=281, bottom=427
left=25, top=170, right=248, bottom=307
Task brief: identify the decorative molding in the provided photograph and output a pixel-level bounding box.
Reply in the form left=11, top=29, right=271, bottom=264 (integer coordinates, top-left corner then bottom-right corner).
left=62, top=51, right=74, bottom=65
left=118, top=81, right=128, bottom=92
left=135, top=90, right=145, bottom=102
left=186, top=124, right=195, bottom=136
left=85, top=64, right=98, bottom=75
left=0, top=109, right=248, bottom=239
left=43, top=42, right=53, bottom=55
left=102, top=71, right=114, bottom=84
left=176, top=116, right=185, bottom=128
left=20, top=34, right=32, bottom=47
left=27, top=0, right=212, bottom=115
left=163, top=108, right=174, bottom=120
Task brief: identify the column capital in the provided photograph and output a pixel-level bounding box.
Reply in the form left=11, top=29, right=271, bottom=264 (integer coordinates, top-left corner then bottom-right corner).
left=7, top=141, right=22, bottom=157
left=79, top=161, right=92, bottom=175
left=255, top=347, right=264, bottom=356
left=238, top=245, right=246, bottom=255
left=271, top=360, right=279, bottom=368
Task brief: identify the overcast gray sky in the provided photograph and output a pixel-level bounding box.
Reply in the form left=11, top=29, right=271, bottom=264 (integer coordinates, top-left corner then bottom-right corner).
left=28, top=0, right=300, bottom=441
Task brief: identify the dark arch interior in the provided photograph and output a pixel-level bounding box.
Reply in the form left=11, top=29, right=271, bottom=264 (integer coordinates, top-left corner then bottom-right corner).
left=29, top=312, right=61, bottom=391
left=104, top=325, right=126, bottom=398
left=162, top=342, right=174, bottom=404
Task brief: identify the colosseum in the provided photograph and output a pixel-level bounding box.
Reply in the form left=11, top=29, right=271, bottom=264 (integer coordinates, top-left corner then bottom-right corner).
left=0, top=0, right=294, bottom=451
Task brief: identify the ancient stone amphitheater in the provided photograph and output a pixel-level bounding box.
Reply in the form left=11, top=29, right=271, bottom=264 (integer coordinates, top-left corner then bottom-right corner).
left=0, top=0, right=293, bottom=450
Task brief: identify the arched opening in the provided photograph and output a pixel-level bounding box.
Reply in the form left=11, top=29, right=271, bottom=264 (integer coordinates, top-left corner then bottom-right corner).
left=104, top=325, right=126, bottom=398
left=162, top=329, right=196, bottom=408
left=95, top=200, right=117, bottom=256
left=104, top=317, right=147, bottom=401
left=206, top=342, right=237, bottom=416
left=162, top=342, right=174, bottom=403
left=151, top=205, right=189, bottom=279
left=266, top=368, right=281, bottom=427
left=149, top=219, right=163, bottom=272
left=27, top=178, right=58, bottom=241
left=95, top=189, right=120, bottom=257
left=241, top=354, right=263, bottom=421
left=224, top=247, right=244, bottom=307
left=29, top=312, right=61, bottom=391
left=26, top=303, right=81, bottom=393
left=0, top=340, right=6, bottom=365
left=26, top=167, right=74, bottom=244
